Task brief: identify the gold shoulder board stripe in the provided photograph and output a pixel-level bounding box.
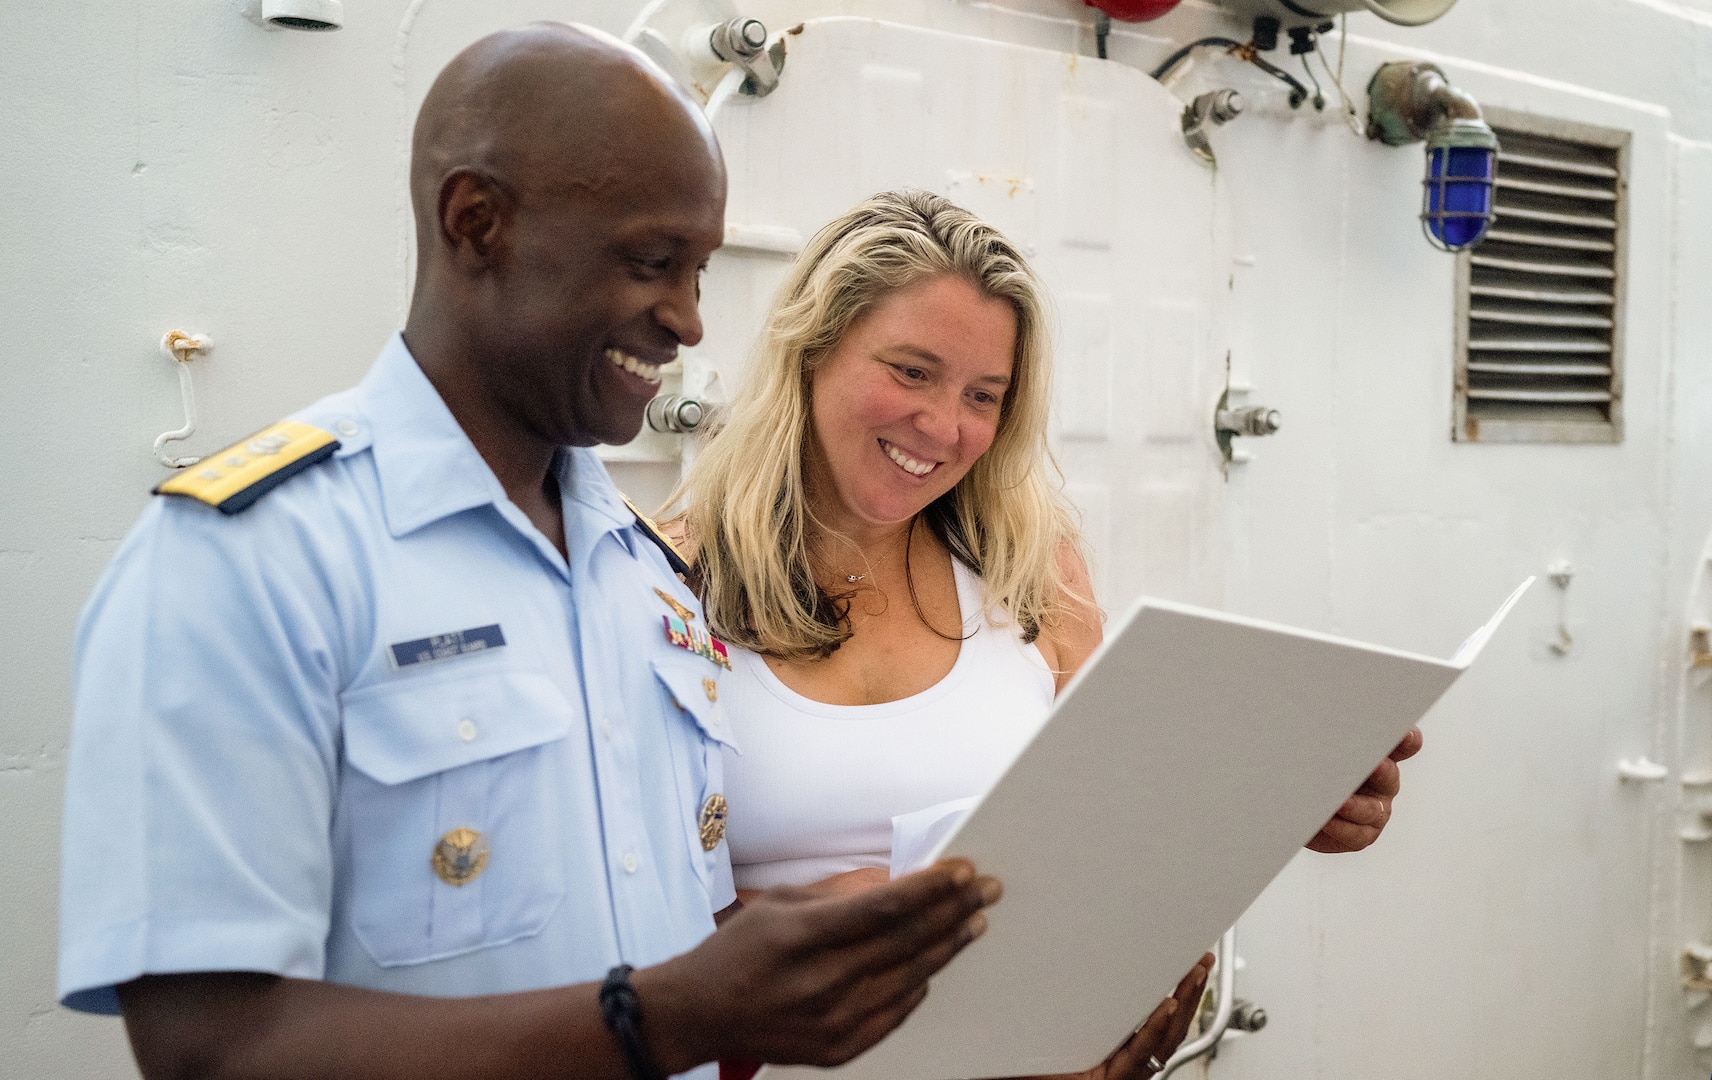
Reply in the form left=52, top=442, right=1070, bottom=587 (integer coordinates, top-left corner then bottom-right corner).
left=153, top=420, right=340, bottom=515
left=619, top=493, right=691, bottom=577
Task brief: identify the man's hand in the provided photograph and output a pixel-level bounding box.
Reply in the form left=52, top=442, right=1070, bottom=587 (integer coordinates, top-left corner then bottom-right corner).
left=118, top=860, right=998, bottom=1080
left=640, top=858, right=1002, bottom=1072
left=1020, top=953, right=1213, bottom=1080
left=1307, top=726, right=1424, bottom=854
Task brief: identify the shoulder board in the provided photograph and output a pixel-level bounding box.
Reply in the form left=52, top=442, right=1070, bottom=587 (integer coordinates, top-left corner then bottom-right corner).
left=153, top=420, right=340, bottom=515
left=619, top=493, right=691, bottom=577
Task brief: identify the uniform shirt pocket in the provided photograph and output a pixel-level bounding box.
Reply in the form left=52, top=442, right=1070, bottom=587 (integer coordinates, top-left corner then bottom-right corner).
left=650, top=657, right=737, bottom=908
left=339, top=671, right=573, bottom=967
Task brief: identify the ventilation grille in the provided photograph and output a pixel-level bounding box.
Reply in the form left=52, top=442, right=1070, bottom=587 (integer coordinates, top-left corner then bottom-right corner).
left=1455, top=114, right=1628, bottom=443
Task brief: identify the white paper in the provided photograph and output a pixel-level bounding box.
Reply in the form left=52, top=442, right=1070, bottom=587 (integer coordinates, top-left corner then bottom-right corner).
left=890, top=798, right=978, bottom=879
left=1450, top=577, right=1536, bottom=667
left=762, top=580, right=1532, bottom=1080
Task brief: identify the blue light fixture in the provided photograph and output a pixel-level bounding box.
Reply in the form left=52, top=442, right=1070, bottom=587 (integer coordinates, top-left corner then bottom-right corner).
left=1368, top=62, right=1500, bottom=252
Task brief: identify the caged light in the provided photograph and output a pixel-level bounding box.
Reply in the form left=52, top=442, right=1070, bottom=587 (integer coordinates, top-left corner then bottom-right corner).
left=1422, top=119, right=1499, bottom=250
left=1367, top=62, right=1500, bottom=251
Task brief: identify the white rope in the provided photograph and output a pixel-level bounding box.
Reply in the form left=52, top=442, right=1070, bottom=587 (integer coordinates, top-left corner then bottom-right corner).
left=1320, top=15, right=1365, bottom=138
left=153, top=331, right=210, bottom=468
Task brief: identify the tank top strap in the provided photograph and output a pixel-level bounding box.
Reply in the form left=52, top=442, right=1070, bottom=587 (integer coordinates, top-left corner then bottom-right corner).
left=951, top=556, right=984, bottom=636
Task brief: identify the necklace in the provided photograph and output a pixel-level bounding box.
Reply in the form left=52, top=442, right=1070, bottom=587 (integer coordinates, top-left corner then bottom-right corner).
left=846, top=573, right=867, bottom=584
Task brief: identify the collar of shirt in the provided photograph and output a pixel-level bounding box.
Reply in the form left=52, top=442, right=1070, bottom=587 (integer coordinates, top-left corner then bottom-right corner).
left=348, top=334, right=643, bottom=573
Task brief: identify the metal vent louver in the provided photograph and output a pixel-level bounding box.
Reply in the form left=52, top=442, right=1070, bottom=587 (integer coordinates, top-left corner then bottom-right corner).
left=1454, top=112, right=1629, bottom=443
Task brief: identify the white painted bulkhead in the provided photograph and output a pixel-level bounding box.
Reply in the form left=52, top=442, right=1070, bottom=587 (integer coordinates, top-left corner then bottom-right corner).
left=4, top=1, right=1712, bottom=1078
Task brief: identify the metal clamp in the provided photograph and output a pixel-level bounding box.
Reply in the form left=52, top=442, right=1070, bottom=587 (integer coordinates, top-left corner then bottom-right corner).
left=708, top=17, right=786, bottom=97
left=1181, top=89, right=1244, bottom=166
left=1216, top=405, right=1282, bottom=437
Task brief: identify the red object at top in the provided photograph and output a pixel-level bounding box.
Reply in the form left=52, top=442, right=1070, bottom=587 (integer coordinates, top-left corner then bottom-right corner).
left=1085, top=0, right=1183, bottom=20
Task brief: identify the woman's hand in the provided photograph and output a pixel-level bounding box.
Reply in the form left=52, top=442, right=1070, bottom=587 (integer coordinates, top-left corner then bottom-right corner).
left=1307, top=725, right=1424, bottom=853
left=1014, top=952, right=1215, bottom=1080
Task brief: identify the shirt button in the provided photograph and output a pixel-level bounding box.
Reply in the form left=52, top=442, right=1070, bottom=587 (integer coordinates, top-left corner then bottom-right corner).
left=600, top=716, right=614, bottom=740
left=622, top=852, right=639, bottom=874
left=335, top=418, right=360, bottom=438
left=456, top=719, right=478, bottom=742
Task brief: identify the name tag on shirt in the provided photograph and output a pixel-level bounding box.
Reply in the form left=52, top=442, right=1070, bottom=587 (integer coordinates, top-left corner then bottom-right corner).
left=390, top=624, right=506, bottom=669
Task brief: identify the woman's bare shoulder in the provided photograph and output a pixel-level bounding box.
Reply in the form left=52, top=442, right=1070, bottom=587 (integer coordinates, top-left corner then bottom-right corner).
left=1035, top=539, right=1103, bottom=692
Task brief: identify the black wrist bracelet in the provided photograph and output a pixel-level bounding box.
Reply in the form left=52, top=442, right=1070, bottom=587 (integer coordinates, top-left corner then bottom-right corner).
left=600, top=964, right=669, bottom=1080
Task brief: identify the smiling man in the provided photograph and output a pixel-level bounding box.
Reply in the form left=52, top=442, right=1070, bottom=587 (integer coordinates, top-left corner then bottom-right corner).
left=58, top=23, right=999, bottom=1080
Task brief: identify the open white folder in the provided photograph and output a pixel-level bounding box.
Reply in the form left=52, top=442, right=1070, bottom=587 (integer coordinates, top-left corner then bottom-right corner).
left=761, top=579, right=1533, bottom=1080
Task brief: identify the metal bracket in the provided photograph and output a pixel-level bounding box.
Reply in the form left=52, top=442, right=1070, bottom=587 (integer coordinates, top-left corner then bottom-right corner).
left=1691, top=624, right=1712, bottom=668
left=1618, top=757, right=1669, bottom=783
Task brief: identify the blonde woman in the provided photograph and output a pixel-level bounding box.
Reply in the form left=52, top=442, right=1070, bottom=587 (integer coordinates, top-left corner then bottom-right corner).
left=670, top=190, right=1419, bottom=1080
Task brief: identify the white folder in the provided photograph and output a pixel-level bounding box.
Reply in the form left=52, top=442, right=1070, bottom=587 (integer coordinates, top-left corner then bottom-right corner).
left=761, top=579, right=1533, bottom=1080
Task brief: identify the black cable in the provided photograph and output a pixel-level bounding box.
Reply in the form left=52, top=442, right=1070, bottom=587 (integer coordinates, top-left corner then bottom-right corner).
left=1300, top=51, right=1325, bottom=110
left=1247, top=51, right=1312, bottom=108
left=1150, top=35, right=1311, bottom=109
left=1150, top=36, right=1244, bottom=81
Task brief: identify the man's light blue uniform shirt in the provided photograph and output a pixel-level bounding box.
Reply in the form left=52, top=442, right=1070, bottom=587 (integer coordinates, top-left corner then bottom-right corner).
left=60, top=335, right=733, bottom=1079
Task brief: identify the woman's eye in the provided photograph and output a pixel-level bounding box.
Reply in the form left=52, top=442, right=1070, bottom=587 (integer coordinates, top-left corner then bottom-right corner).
left=896, top=366, right=927, bottom=381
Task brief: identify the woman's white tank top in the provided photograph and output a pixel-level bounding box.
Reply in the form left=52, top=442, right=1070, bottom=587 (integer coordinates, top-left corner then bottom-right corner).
left=722, top=558, right=1056, bottom=891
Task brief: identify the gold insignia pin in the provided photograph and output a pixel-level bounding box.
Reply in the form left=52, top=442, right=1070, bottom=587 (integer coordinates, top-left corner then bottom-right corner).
left=702, top=677, right=718, bottom=703
left=699, top=793, right=728, bottom=851
left=431, top=827, right=490, bottom=887
left=654, top=587, right=695, bottom=623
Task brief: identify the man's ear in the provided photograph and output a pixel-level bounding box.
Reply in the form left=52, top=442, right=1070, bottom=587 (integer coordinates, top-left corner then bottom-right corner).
left=437, top=168, right=511, bottom=272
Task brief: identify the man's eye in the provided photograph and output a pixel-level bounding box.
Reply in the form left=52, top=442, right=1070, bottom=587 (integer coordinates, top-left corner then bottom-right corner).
left=896, top=366, right=927, bottom=381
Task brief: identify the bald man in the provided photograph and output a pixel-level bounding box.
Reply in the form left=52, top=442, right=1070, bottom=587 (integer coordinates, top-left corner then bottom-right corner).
left=58, top=24, right=999, bottom=1080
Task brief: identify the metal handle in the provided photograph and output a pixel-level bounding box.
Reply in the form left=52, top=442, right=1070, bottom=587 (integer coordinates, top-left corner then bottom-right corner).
left=1158, top=926, right=1238, bottom=1079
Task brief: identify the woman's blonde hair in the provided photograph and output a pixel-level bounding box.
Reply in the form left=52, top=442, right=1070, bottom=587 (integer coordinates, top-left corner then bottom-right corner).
left=677, top=189, right=1083, bottom=661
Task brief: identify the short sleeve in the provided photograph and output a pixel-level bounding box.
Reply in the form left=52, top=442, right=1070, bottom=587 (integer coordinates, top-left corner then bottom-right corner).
left=59, top=497, right=348, bottom=1013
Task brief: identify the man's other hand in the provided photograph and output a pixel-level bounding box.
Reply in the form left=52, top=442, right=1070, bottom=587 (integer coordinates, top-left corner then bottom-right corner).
left=639, top=858, right=1001, bottom=1072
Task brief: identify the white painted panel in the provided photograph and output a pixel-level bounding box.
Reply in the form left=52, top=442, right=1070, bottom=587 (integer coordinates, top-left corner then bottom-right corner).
left=860, top=64, right=929, bottom=194
left=1142, top=300, right=1201, bottom=444
left=1056, top=291, right=1114, bottom=440
left=1058, top=94, right=1115, bottom=250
